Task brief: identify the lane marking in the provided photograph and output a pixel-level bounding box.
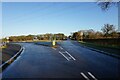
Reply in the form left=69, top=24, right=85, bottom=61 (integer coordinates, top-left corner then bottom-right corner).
left=81, top=72, right=90, bottom=80
left=0, top=46, right=25, bottom=68
left=88, top=72, right=98, bottom=80
left=21, top=47, right=25, bottom=55
left=13, top=47, right=25, bottom=62
left=23, top=47, right=25, bottom=50
left=52, top=47, right=56, bottom=50
left=60, top=46, right=63, bottom=50
left=65, top=51, right=76, bottom=60
left=59, top=51, right=69, bottom=61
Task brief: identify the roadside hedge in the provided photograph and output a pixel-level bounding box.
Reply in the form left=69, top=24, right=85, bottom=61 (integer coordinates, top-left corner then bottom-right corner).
left=82, top=38, right=120, bottom=46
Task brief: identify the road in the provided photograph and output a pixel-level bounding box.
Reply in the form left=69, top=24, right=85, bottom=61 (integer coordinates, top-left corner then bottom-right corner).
left=2, top=40, right=120, bottom=80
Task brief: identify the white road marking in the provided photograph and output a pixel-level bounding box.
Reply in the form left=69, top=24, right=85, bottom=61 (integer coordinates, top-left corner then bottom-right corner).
left=21, top=47, right=25, bottom=54
left=59, top=51, right=69, bottom=61
left=23, top=47, right=25, bottom=50
left=65, top=51, right=76, bottom=60
left=0, top=46, right=25, bottom=68
left=13, top=47, right=25, bottom=62
left=60, top=46, right=63, bottom=49
left=88, top=72, right=98, bottom=80
left=81, top=72, right=90, bottom=80
left=52, top=47, right=56, bottom=50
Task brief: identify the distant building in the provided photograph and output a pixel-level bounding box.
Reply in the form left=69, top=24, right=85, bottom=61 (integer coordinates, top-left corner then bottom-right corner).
left=33, top=36, right=38, bottom=41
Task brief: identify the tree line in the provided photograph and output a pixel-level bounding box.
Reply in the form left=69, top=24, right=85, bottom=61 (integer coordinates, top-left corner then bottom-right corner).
left=71, top=24, right=120, bottom=40
left=2, top=33, right=67, bottom=42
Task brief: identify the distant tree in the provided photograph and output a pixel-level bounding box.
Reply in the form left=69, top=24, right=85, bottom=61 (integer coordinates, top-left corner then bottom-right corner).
left=2, top=38, right=7, bottom=42
left=95, top=31, right=103, bottom=38
left=55, top=33, right=65, bottom=40
left=9, top=36, right=18, bottom=42
left=71, top=32, right=78, bottom=40
left=110, top=31, right=119, bottom=38
left=86, top=29, right=96, bottom=39
left=76, top=32, right=82, bottom=40
left=101, top=24, right=115, bottom=37
left=71, top=31, right=84, bottom=40
left=26, top=35, right=34, bottom=40
left=78, top=29, right=96, bottom=39
left=44, top=33, right=52, bottom=40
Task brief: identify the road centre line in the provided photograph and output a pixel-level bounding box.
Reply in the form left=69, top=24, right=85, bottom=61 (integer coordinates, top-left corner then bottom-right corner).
left=65, top=51, right=76, bottom=60
left=60, top=46, right=63, bottom=49
left=59, top=51, right=69, bottom=61
left=88, top=72, right=98, bottom=80
left=52, top=47, right=56, bottom=50
left=81, top=72, right=90, bottom=80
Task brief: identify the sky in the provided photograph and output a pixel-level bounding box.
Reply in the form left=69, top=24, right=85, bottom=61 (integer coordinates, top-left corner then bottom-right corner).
left=2, top=2, right=118, bottom=37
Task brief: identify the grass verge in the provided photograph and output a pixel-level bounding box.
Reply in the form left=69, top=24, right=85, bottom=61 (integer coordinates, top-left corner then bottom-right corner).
left=1, top=43, right=21, bottom=65
left=79, top=41, right=120, bottom=56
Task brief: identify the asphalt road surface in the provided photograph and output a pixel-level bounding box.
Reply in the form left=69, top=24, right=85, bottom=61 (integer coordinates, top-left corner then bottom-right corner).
left=2, top=40, right=120, bottom=80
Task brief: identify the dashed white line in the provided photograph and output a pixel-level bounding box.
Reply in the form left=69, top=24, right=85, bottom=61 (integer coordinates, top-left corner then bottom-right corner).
left=81, top=72, right=90, bottom=80
left=52, top=47, right=56, bottom=50
left=88, top=72, right=98, bottom=80
left=59, top=51, right=69, bottom=61
left=65, top=51, right=76, bottom=60
left=58, top=46, right=76, bottom=61
left=60, top=46, right=63, bottom=50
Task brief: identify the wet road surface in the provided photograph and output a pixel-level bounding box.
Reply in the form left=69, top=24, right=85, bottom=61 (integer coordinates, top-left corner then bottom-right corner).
left=2, top=40, right=120, bottom=80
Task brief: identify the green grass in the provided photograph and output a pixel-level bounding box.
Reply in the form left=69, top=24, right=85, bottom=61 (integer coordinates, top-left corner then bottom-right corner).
left=79, top=41, right=120, bottom=56
left=2, top=43, right=21, bottom=64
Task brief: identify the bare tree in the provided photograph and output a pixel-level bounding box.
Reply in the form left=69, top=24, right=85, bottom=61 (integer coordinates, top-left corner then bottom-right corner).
left=97, top=0, right=118, bottom=10
left=95, top=31, right=103, bottom=38
left=101, top=24, right=115, bottom=37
